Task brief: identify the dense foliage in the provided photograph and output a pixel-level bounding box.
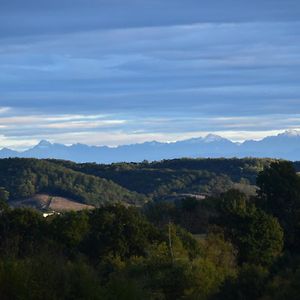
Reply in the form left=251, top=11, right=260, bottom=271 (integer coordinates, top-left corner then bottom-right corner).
left=0, top=159, right=298, bottom=299
left=0, top=205, right=237, bottom=300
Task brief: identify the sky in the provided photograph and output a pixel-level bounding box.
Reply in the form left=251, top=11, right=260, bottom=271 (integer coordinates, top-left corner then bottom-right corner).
left=1, top=0, right=300, bottom=149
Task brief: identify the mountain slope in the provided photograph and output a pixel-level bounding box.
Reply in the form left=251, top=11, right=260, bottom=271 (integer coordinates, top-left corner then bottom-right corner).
left=242, top=131, right=300, bottom=160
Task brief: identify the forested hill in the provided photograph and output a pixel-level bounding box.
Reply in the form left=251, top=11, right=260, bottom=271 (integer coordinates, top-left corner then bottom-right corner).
left=48, top=158, right=277, bottom=199
left=1, top=158, right=297, bottom=207
left=0, top=158, right=147, bottom=206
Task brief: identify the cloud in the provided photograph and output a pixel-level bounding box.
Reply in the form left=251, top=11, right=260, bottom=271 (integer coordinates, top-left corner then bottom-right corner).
left=0, top=107, right=11, bottom=114
left=1, top=108, right=300, bottom=150
left=1, top=1, right=300, bottom=39
left=0, top=1, right=299, bottom=148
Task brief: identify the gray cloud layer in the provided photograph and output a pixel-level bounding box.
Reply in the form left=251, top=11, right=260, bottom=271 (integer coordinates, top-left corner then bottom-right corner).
left=0, top=0, right=300, bottom=148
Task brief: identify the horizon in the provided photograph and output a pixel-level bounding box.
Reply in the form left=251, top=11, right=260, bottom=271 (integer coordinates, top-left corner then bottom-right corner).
left=1, top=1, right=300, bottom=150
left=2, top=128, right=300, bottom=151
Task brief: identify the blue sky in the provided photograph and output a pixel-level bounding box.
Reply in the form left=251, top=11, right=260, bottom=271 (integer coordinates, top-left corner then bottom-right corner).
left=1, top=0, right=300, bottom=149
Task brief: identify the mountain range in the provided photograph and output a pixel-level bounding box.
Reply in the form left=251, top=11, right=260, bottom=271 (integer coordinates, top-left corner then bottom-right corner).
left=1, top=130, right=300, bottom=163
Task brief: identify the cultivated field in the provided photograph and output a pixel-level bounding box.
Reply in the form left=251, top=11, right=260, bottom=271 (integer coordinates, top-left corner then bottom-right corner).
left=9, top=194, right=94, bottom=212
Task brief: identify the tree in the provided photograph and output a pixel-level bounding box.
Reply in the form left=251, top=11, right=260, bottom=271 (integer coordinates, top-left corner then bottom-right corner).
left=0, top=187, right=9, bottom=211
left=241, top=210, right=283, bottom=266
left=0, top=208, right=46, bottom=257
left=50, top=211, right=90, bottom=251
left=82, top=205, right=162, bottom=261
left=262, top=266, right=300, bottom=300
left=217, top=190, right=283, bottom=266
left=257, top=161, right=300, bottom=250
left=215, top=264, right=269, bottom=300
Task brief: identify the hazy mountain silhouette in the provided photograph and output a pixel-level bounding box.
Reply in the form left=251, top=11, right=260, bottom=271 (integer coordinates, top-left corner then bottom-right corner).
left=1, top=130, right=300, bottom=163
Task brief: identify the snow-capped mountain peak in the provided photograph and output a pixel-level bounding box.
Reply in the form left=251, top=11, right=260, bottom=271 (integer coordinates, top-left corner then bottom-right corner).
left=35, top=140, right=52, bottom=148
left=279, top=130, right=300, bottom=137
left=0, top=131, right=300, bottom=162
left=203, top=134, right=224, bottom=143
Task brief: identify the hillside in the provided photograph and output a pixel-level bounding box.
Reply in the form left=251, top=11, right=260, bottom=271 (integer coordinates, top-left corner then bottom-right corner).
left=9, top=194, right=94, bottom=212
left=1, top=157, right=294, bottom=208
left=0, top=158, right=147, bottom=207
left=49, top=158, right=276, bottom=199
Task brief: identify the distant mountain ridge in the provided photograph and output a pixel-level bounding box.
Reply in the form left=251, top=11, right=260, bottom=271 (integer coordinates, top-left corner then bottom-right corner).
left=1, top=130, right=300, bottom=163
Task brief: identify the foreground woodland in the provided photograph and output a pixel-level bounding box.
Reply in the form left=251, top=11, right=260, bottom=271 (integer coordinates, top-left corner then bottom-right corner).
left=0, top=159, right=299, bottom=299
